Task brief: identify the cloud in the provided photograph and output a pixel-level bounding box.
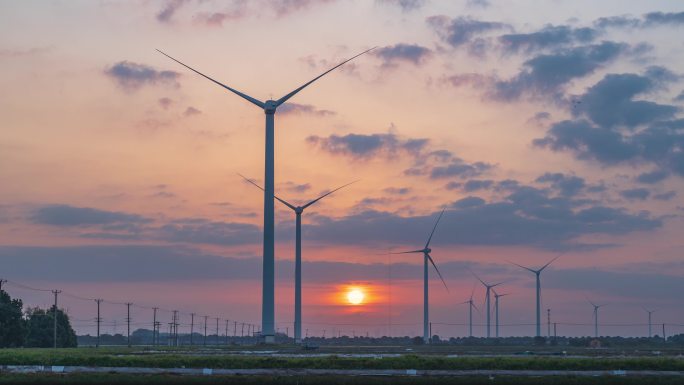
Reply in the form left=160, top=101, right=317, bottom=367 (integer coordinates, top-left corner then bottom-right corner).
left=383, top=187, right=411, bottom=195
left=572, top=70, right=679, bottom=129
left=158, top=97, right=173, bottom=110
left=636, top=170, right=669, bottom=184
left=156, top=218, right=260, bottom=246
left=534, top=69, right=684, bottom=177
left=267, top=0, right=337, bottom=17
left=653, top=191, right=676, bottom=201
left=0, top=46, right=50, bottom=58
left=304, top=184, right=661, bottom=250
left=31, top=205, right=149, bottom=226
left=594, top=12, right=684, bottom=29
left=373, top=44, right=432, bottom=67
left=462, top=179, right=494, bottom=192
left=675, top=91, right=684, bottom=102
left=104, top=61, right=181, bottom=91
left=425, top=159, right=492, bottom=179
left=184, top=106, right=202, bottom=116
left=278, top=103, right=335, bottom=117
left=377, top=0, right=426, bottom=12
left=279, top=181, right=312, bottom=193
left=307, top=132, right=429, bottom=160
left=492, top=41, right=627, bottom=101
left=620, top=188, right=650, bottom=200
left=466, top=0, right=489, bottom=8
left=535, top=173, right=585, bottom=197
left=427, top=15, right=509, bottom=48
left=157, top=0, right=190, bottom=23
left=499, top=25, right=598, bottom=54
left=194, top=2, right=248, bottom=27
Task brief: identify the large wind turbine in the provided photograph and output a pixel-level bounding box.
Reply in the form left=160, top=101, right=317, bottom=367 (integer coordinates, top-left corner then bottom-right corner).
left=493, top=289, right=509, bottom=338
left=458, top=285, right=478, bottom=337
left=509, top=255, right=561, bottom=337
left=391, top=210, right=448, bottom=343
left=472, top=272, right=502, bottom=338
left=589, top=300, right=606, bottom=338
left=239, top=174, right=356, bottom=344
left=644, top=307, right=655, bottom=338
left=158, top=48, right=374, bottom=342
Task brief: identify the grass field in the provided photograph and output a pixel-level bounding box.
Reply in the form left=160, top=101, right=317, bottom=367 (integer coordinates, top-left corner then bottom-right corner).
left=0, top=373, right=683, bottom=385
left=0, top=346, right=683, bottom=371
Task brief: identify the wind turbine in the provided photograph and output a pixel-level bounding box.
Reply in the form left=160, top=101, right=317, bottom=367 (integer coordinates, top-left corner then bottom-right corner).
left=239, top=174, right=356, bottom=344
left=588, top=300, right=606, bottom=338
left=157, top=47, right=374, bottom=342
left=493, top=289, right=509, bottom=338
left=472, top=271, right=502, bottom=338
left=643, top=307, right=655, bottom=338
left=509, top=254, right=561, bottom=337
left=391, top=210, right=448, bottom=343
left=458, top=285, right=478, bottom=337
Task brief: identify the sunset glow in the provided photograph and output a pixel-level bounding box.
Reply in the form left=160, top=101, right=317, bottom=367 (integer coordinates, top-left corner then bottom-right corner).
left=346, top=288, right=365, bottom=306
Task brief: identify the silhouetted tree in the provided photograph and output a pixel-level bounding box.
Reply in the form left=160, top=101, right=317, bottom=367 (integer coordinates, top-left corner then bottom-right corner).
left=24, top=306, right=77, bottom=348
left=0, top=290, right=25, bottom=347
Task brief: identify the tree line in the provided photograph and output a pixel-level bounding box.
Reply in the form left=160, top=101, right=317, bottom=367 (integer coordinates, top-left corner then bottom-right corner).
left=0, top=290, right=76, bottom=348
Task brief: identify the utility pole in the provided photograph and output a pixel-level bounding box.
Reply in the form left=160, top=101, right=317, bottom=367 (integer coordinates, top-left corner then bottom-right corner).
left=241, top=323, right=245, bottom=337
left=323, top=330, right=326, bottom=339
left=190, top=313, right=195, bottom=346
left=95, top=299, right=103, bottom=348
left=152, top=307, right=158, bottom=346
left=226, top=320, right=230, bottom=345
left=547, top=308, right=551, bottom=338
left=553, top=323, right=557, bottom=339
left=52, top=290, right=61, bottom=349
left=0, top=279, right=7, bottom=292
left=429, top=322, right=432, bottom=343
left=172, top=310, right=179, bottom=347
left=234, top=321, right=237, bottom=337
left=203, top=316, right=208, bottom=346
left=662, top=323, right=666, bottom=343
left=126, top=303, right=132, bottom=347
left=215, top=318, right=219, bottom=345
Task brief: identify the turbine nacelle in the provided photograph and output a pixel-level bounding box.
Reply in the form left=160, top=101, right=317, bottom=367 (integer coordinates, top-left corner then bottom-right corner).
left=264, top=100, right=278, bottom=114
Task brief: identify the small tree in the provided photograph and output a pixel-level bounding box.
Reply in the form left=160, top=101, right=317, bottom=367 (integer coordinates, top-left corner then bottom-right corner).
left=0, top=290, right=25, bottom=347
left=25, top=306, right=77, bottom=348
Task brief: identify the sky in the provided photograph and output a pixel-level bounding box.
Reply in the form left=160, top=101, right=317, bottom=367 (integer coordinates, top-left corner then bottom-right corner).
left=1, top=0, right=684, bottom=339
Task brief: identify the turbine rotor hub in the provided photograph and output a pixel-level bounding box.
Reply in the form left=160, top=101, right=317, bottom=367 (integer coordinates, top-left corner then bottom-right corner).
left=295, top=207, right=304, bottom=214
left=425, top=248, right=431, bottom=253
left=264, top=100, right=277, bottom=114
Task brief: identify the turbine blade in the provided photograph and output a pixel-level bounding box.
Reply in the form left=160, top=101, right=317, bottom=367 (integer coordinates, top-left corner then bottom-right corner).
left=275, top=47, right=376, bottom=107
left=301, top=180, right=358, bottom=210
left=389, top=249, right=424, bottom=255
left=472, top=301, right=480, bottom=314
left=539, top=253, right=563, bottom=272
left=491, top=281, right=504, bottom=288
left=469, top=269, right=487, bottom=287
left=237, top=173, right=296, bottom=211
left=424, top=209, right=445, bottom=249
left=426, top=253, right=449, bottom=292
left=507, top=260, right=536, bottom=274
left=156, top=50, right=265, bottom=109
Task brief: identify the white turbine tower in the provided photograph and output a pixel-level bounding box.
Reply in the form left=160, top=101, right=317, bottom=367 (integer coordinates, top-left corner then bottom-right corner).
left=493, top=289, right=509, bottom=338
left=589, top=300, right=606, bottom=338
left=458, top=285, right=478, bottom=337
left=643, top=307, right=655, bottom=338
left=472, top=271, right=502, bottom=338
left=391, top=210, right=448, bottom=343
left=509, top=254, right=561, bottom=337
left=239, top=174, right=356, bottom=344
left=157, top=47, right=374, bottom=342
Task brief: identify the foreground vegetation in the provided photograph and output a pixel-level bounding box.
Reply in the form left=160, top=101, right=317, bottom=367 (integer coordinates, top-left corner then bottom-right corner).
left=0, top=374, right=682, bottom=385
left=0, top=348, right=683, bottom=371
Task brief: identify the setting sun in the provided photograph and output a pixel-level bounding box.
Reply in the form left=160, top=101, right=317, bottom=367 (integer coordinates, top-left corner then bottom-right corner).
left=346, top=288, right=365, bottom=305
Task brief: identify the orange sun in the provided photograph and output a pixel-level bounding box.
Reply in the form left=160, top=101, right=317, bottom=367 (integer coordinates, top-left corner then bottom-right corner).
left=346, top=288, right=365, bottom=305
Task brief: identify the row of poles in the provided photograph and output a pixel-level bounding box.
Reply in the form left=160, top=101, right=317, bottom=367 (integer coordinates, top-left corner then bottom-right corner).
left=1, top=279, right=258, bottom=348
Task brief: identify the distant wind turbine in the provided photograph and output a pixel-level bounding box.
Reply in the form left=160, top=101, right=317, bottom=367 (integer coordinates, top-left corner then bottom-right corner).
left=239, top=174, right=356, bottom=344
left=509, top=254, right=562, bottom=337
left=391, top=210, right=448, bottom=343
left=158, top=47, right=374, bottom=342
left=589, top=300, right=606, bottom=338
left=472, top=271, right=502, bottom=338
left=643, top=307, right=655, bottom=338
left=493, top=289, right=509, bottom=338
left=458, top=284, right=478, bottom=337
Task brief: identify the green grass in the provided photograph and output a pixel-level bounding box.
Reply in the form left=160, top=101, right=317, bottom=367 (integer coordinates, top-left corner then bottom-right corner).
left=0, top=348, right=683, bottom=371
left=0, top=374, right=682, bottom=385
